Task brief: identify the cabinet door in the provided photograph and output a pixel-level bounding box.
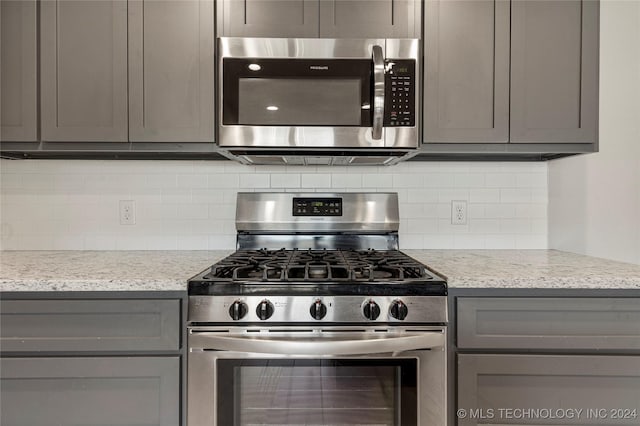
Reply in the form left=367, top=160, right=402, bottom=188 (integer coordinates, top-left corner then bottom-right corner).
left=423, top=0, right=509, bottom=143
left=1, top=0, right=37, bottom=142
left=220, top=0, right=319, bottom=37
left=0, top=357, right=180, bottom=426
left=510, top=0, right=598, bottom=143
left=40, top=0, right=128, bottom=142
left=458, top=354, right=640, bottom=426
left=319, top=0, right=419, bottom=38
left=128, top=0, right=215, bottom=142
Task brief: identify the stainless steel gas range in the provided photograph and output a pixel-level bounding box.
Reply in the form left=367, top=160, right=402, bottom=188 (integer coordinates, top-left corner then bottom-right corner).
left=188, top=192, right=447, bottom=426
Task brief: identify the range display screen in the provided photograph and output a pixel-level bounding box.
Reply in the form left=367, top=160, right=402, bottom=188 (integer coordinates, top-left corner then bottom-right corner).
left=293, top=198, right=342, bottom=216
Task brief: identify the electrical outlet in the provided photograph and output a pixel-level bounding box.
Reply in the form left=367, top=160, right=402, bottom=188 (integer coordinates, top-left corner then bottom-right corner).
left=119, top=200, right=136, bottom=225
left=451, top=200, right=467, bottom=225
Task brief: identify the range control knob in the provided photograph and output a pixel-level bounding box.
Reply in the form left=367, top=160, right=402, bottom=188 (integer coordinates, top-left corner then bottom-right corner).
left=256, top=299, right=274, bottom=320
left=363, top=300, right=380, bottom=320
left=309, top=299, right=327, bottom=320
left=228, top=300, right=248, bottom=320
left=390, top=300, right=409, bottom=320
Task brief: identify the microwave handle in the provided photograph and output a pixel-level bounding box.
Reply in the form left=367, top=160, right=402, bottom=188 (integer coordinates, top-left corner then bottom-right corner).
left=372, top=45, right=385, bottom=140
left=190, top=332, right=444, bottom=356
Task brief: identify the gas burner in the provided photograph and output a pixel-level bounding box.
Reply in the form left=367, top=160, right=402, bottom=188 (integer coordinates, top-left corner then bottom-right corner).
left=199, top=248, right=436, bottom=284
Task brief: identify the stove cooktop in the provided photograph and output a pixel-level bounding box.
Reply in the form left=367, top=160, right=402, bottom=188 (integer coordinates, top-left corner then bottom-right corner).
left=188, top=249, right=447, bottom=297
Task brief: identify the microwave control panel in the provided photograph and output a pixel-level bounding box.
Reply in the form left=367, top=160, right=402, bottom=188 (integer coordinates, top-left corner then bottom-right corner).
left=383, top=60, right=416, bottom=128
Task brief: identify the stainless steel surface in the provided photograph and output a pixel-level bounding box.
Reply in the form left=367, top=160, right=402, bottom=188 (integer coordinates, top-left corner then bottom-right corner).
left=188, top=326, right=447, bottom=426
left=218, top=37, right=420, bottom=156
left=187, top=191, right=448, bottom=426
left=189, top=328, right=445, bottom=355
left=372, top=44, right=385, bottom=140
left=236, top=233, right=399, bottom=250
left=235, top=192, right=399, bottom=232
left=227, top=152, right=415, bottom=166
left=219, top=37, right=385, bottom=59
left=189, top=295, right=448, bottom=324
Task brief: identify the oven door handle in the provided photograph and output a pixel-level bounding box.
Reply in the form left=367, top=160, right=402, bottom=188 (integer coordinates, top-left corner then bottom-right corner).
left=371, top=44, right=385, bottom=140
left=191, top=332, right=444, bottom=356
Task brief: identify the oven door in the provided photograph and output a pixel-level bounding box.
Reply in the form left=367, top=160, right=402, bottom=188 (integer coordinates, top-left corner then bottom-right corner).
left=188, top=327, right=446, bottom=426
left=218, top=38, right=387, bottom=149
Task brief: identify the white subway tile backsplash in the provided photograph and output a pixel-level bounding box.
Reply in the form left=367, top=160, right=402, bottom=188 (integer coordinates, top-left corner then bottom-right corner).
left=240, top=174, right=270, bottom=188
left=500, top=188, right=532, bottom=203
left=454, top=173, right=486, bottom=188
left=271, top=173, right=301, bottom=188
left=485, top=173, right=517, bottom=188
left=161, top=189, right=192, bottom=204
left=0, top=159, right=548, bottom=250
left=500, top=218, right=532, bottom=234
left=176, top=174, right=208, bottom=189
left=332, top=174, right=362, bottom=188
left=207, top=173, right=240, bottom=188
left=407, top=189, right=439, bottom=203
left=301, top=174, right=331, bottom=188
left=516, top=172, right=548, bottom=188
left=362, top=173, right=393, bottom=188
left=469, top=189, right=501, bottom=203
left=392, top=173, right=424, bottom=188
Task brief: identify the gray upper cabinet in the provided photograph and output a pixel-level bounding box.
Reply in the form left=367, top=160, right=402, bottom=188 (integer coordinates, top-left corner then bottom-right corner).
left=40, top=0, right=128, bottom=142
left=423, top=0, right=599, bottom=148
left=319, top=0, right=420, bottom=38
left=1, top=357, right=180, bottom=426
left=1, top=0, right=37, bottom=142
left=128, top=0, right=215, bottom=142
left=219, top=0, right=320, bottom=37
left=219, top=0, right=418, bottom=38
left=423, top=0, right=510, bottom=143
left=510, top=0, right=599, bottom=143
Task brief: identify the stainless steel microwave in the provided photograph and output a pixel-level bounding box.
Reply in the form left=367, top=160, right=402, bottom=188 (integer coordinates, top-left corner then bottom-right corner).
left=217, top=37, right=420, bottom=165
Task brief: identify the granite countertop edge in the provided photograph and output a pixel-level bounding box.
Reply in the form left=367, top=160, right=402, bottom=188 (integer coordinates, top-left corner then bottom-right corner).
left=1, top=249, right=640, bottom=292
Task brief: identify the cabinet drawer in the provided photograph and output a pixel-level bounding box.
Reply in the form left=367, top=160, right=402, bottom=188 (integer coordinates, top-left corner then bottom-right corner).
left=457, top=297, right=640, bottom=350
left=0, top=299, right=180, bottom=352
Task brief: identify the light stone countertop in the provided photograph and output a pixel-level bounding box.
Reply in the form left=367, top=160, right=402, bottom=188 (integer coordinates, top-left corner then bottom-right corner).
left=1, top=249, right=639, bottom=292
left=0, top=250, right=232, bottom=292
left=403, top=250, right=640, bottom=289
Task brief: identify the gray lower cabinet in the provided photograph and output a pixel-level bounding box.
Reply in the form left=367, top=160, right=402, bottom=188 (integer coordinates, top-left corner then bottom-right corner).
left=456, top=296, right=640, bottom=426
left=458, top=354, right=640, bottom=426
left=0, top=0, right=38, bottom=142
left=0, top=299, right=180, bottom=352
left=457, top=297, right=640, bottom=350
left=40, top=0, right=128, bottom=142
left=0, top=356, right=180, bottom=426
left=218, top=0, right=320, bottom=37
left=0, top=295, right=183, bottom=426
left=510, top=0, right=599, bottom=143
left=423, top=0, right=510, bottom=143
left=128, top=0, right=215, bottom=142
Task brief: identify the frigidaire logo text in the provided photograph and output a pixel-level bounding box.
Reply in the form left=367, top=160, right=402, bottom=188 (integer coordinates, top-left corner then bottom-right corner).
left=310, top=66, right=329, bottom=70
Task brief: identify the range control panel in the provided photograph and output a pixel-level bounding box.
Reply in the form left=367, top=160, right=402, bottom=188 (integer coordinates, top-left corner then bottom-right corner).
left=383, top=59, right=416, bottom=127
left=293, top=198, right=343, bottom=216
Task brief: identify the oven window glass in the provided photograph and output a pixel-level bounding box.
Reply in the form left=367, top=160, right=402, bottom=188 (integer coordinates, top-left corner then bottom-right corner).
left=217, top=359, right=417, bottom=426
left=238, top=78, right=362, bottom=126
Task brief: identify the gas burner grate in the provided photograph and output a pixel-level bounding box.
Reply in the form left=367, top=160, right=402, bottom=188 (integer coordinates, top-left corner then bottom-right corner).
left=203, top=248, right=434, bottom=283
